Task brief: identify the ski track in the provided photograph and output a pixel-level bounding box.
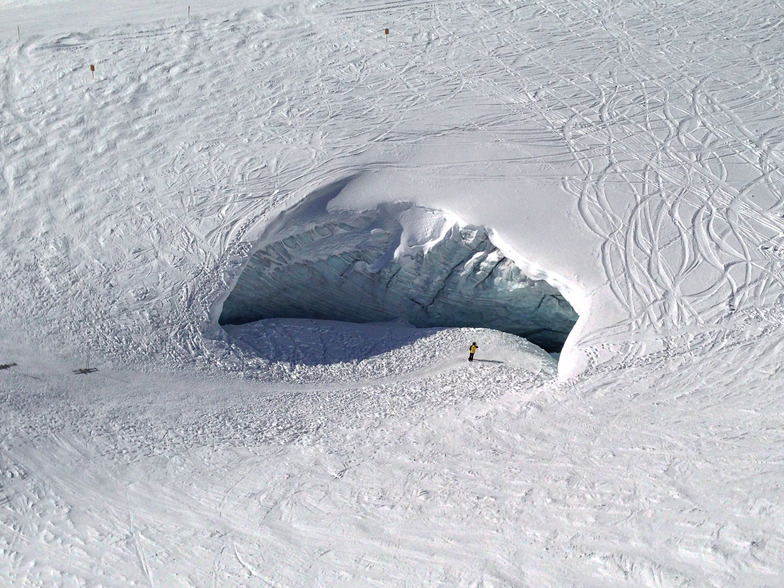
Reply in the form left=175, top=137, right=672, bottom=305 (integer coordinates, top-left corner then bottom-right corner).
left=1, top=0, right=784, bottom=585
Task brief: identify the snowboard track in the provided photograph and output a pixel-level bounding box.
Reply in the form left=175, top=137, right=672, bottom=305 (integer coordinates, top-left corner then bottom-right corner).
left=1, top=0, right=784, bottom=585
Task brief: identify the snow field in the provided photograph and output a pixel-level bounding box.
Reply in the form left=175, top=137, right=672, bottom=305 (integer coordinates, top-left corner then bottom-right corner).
left=1, top=0, right=784, bottom=585
left=2, top=0, right=782, bottom=376
left=2, top=313, right=783, bottom=585
left=0, top=325, right=559, bottom=585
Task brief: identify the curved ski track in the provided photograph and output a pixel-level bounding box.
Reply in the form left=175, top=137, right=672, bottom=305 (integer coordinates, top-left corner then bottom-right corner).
left=1, top=0, right=784, bottom=585
left=1, top=0, right=781, bottom=370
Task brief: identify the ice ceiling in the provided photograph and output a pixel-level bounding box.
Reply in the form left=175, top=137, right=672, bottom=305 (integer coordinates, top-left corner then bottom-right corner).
left=219, top=183, right=578, bottom=353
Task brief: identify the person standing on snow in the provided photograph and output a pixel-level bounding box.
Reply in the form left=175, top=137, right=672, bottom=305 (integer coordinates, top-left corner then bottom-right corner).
left=468, top=342, right=478, bottom=362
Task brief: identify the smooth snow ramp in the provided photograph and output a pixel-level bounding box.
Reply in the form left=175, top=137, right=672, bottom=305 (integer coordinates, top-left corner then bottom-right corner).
left=218, top=179, right=578, bottom=352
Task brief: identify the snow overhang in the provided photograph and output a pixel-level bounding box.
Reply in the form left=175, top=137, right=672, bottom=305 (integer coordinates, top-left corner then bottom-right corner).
left=214, top=178, right=580, bottom=355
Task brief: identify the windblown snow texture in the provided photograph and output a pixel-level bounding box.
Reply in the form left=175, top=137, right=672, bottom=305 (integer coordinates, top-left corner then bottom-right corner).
left=220, top=193, right=578, bottom=352
left=2, top=0, right=784, bottom=585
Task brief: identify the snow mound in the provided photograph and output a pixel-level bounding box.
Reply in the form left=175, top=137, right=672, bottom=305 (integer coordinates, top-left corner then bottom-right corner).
left=218, top=180, right=578, bottom=352
left=224, top=318, right=558, bottom=384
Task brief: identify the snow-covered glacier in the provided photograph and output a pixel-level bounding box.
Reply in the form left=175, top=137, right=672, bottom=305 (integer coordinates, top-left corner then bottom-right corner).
left=219, top=180, right=578, bottom=352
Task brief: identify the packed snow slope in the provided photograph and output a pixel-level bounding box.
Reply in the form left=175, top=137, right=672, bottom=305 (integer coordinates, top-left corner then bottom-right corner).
left=1, top=0, right=784, bottom=586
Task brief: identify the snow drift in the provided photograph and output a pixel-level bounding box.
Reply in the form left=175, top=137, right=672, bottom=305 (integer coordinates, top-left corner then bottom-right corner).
left=218, top=179, right=579, bottom=352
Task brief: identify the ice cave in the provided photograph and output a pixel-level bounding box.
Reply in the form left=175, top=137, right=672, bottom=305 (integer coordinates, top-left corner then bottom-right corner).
left=218, top=184, right=578, bottom=353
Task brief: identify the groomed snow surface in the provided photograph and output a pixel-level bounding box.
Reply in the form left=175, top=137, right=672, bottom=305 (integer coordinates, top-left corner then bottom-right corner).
left=2, top=0, right=784, bottom=585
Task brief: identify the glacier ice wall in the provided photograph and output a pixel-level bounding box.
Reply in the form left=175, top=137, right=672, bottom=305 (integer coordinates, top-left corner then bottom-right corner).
left=219, top=187, right=578, bottom=352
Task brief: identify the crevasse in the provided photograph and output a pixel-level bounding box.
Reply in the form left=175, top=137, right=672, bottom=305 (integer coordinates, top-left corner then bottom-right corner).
left=219, top=196, right=578, bottom=352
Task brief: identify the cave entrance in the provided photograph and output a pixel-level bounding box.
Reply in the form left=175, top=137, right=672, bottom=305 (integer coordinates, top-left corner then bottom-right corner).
left=217, top=192, right=578, bottom=354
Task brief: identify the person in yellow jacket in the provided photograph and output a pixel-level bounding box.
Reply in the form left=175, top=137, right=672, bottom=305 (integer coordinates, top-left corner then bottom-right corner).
left=468, top=342, right=478, bottom=362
